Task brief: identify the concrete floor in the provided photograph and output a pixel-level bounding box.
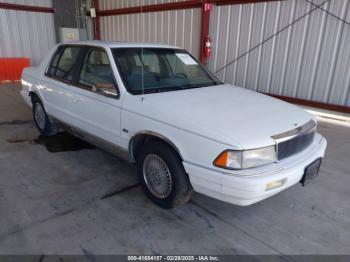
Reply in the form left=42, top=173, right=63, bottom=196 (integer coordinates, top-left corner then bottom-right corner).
left=0, top=83, right=349, bottom=255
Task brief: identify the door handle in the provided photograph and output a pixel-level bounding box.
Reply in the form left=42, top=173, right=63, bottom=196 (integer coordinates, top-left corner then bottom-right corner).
left=73, top=97, right=80, bottom=102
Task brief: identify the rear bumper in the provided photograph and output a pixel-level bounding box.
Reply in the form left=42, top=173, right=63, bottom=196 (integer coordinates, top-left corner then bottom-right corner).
left=184, top=133, right=327, bottom=206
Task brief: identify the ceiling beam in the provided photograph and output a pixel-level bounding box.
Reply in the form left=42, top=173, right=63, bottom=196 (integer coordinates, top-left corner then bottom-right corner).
left=97, top=0, right=282, bottom=16
left=0, top=2, right=54, bottom=13
left=210, top=0, right=281, bottom=6
left=98, top=0, right=202, bottom=17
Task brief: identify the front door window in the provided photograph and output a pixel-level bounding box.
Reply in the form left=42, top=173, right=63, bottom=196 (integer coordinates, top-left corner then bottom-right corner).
left=79, top=48, right=118, bottom=98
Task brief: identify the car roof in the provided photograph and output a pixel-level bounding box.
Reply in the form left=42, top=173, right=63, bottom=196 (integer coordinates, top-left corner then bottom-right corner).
left=59, top=40, right=181, bottom=50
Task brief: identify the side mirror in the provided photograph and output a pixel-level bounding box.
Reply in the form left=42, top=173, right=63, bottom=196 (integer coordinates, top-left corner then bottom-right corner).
left=92, top=83, right=119, bottom=99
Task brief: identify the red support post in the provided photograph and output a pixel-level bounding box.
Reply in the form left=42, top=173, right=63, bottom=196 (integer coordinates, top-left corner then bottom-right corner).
left=199, top=2, right=212, bottom=64
left=92, top=0, right=101, bottom=40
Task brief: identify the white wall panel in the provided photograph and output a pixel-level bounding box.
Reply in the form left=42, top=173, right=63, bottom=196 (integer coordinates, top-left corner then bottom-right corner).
left=100, top=7, right=201, bottom=58
left=209, top=0, right=350, bottom=107
left=0, top=0, right=56, bottom=65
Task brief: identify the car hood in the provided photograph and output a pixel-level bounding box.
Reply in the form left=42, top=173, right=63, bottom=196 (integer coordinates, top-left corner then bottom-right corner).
left=126, top=84, right=314, bottom=149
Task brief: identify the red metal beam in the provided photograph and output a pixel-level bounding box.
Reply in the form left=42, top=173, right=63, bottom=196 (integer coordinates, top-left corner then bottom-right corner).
left=266, top=94, right=350, bottom=114
left=98, top=0, right=202, bottom=16
left=209, top=0, right=281, bottom=6
left=0, top=2, right=54, bottom=13
left=97, top=0, right=282, bottom=16
left=92, top=0, right=101, bottom=40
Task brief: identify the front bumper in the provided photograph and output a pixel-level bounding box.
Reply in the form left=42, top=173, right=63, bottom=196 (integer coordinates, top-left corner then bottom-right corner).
left=184, top=133, right=327, bottom=206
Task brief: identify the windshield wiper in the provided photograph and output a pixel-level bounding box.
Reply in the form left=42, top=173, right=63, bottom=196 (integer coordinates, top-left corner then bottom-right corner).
left=180, top=82, right=216, bottom=89
left=145, top=86, right=184, bottom=94
left=142, top=82, right=217, bottom=94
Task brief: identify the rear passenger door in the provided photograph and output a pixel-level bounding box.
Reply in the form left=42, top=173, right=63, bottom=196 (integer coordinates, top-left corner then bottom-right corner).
left=44, top=45, right=83, bottom=125
left=69, top=47, right=122, bottom=146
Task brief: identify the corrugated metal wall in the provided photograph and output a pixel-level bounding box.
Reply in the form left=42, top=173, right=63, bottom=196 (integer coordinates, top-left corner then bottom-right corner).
left=0, top=0, right=56, bottom=65
left=97, top=0, right=350, bottom=107
left=209, top=0, right=350, bottom=107
left=99, top=0, right=202, bottom=58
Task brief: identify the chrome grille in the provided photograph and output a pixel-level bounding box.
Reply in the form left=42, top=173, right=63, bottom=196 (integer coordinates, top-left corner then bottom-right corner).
left=273, top=120, right=316, bottom=161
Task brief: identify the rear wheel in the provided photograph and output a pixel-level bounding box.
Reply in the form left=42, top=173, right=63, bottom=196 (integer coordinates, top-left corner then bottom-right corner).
left=136, top=140, right=193, bottom=209
left=32, top=96, right=57, bottom=136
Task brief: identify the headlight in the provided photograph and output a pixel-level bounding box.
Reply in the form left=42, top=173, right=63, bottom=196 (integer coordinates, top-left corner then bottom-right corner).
left=213, top=146, right=277, bottom=169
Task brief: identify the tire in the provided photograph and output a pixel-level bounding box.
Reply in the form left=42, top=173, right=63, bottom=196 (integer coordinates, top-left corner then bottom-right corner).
left=32, top=96, right=57, bottom=136
left=136, top=140, right=193, bottom=209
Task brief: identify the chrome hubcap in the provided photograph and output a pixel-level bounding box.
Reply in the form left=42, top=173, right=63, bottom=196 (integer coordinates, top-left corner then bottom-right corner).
left=143, top=154, right=172, bottom=199
left=34, top=103, right=46, bottom=130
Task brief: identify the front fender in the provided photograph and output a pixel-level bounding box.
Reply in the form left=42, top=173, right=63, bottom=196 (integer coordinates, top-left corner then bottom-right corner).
left=122, top=110, right=233, bottom=171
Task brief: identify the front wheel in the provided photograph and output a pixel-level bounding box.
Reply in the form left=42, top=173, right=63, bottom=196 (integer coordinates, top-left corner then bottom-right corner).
left=136, top=140, right=193, bottom=209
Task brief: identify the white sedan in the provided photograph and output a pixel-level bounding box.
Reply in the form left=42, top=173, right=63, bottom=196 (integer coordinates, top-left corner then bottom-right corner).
left=21, top=41, right=327, bottom=209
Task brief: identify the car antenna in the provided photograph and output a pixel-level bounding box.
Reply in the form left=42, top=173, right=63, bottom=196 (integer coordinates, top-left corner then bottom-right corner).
left=141, top=0, right=145, bottom=102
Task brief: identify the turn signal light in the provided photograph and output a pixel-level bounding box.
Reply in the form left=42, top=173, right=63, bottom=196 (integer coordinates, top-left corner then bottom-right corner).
left=214, top=151, right=229, bottom=167
left=213, top=150, right=242, bottom=169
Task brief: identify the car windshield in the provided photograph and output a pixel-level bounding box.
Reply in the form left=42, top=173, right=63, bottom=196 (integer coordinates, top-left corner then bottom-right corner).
left=112, top=48, right=222, bottom=94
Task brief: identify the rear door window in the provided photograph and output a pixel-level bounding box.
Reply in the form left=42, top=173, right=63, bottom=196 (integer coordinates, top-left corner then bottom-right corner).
left=47, top=46, right=81, bottom=82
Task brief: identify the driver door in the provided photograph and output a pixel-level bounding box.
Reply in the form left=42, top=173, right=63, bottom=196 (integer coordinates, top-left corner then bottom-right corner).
left=68, top=47, right=122, bottom=147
